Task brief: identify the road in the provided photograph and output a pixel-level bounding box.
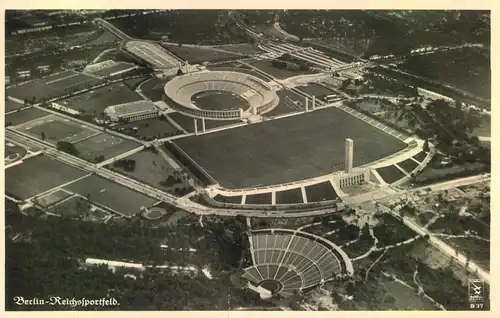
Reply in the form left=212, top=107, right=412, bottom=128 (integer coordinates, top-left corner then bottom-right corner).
left=94, top=18, right=131, bottom=40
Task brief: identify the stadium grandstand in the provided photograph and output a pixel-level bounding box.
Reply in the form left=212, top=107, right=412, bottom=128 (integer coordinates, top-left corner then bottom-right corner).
left=163, top=71, right=279, bottom=120
left=123, top=40, right=183, bottom=74
left=104, top=100, right=159, bottom=122
left=242, top=229, right=353, bottom=298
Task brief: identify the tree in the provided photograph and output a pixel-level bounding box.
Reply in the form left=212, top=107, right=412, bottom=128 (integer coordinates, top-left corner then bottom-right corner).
left=56, top=141, right=79, bottom=156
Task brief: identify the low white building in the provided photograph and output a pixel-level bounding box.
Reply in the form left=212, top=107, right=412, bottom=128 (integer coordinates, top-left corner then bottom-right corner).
left=104, top=100, right=159, bottom=122
left=50, top=102, right=81, bottom=116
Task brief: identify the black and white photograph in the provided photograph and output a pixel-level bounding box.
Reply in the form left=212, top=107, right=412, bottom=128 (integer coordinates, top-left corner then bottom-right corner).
left=3, top=8, right=492, bottom=312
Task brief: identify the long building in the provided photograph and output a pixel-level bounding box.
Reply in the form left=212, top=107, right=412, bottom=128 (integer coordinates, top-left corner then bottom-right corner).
left=104, top=100, right=159, bottom=122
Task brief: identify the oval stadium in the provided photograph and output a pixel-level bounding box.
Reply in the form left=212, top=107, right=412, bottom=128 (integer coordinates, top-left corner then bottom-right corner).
left=163, top=71, right=280, bottom=120
left=242, top=229, right=353, bottom=298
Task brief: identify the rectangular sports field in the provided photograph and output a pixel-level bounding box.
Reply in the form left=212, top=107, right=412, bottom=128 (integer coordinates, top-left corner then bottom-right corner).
left=58, top=82, right=143, bottom=115
left=5, top=155, right=88, bottom=200
left=64, top=175, right=158, bottom=217
left=174, top=106, right=407, bottom=188
left=114, top=117, right=181, bottom=139
left=6, top=108, right=49, bottom=126
left=108, top=149, right=177, bottom=189
left=73, top=133, right=141, bottom=162
left=17, top=114, right=100, bottom=145
left=6, top=71, right=101, bottom=101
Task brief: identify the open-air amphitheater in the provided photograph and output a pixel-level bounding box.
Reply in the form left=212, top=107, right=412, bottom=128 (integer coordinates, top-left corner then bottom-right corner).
left=242, top=229, right=353, bottom=298
left=163, top=71, right=280, bottom=120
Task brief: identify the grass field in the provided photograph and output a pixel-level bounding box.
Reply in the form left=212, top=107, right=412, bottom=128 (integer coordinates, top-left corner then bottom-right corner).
left=6, top=108, right=49, bottom=126
left=17, top=114, right=100, bottom=145
left=5, top=155, right=88, bottom=200
left=397, top=158, right=420, bottom=175
left=108, top=149, right=177, bottom=189
left=174, top=106, right=406, bottom=189
left=114, top=116, right=182, bottom=140
left=249, top=60, right=316, bottom=79
left=263, top=89, right=303, bottom=118
left=213, top=194, right=242, bottom=204
left=7, top=71, right=101, bottom=101
left=161, top=43, right=241, bottom=63
left=214, top=43, right=262, bottom=55
left=64, top=175, right=159, bottom=217
left=297, top=83, right=336, bottom=99
left=139, top=77, right=169, bottom=101
left=412, top=151, right=428, bottom=163
left=192, top=91, right=249, bottom=111
left=376, top=165, right=407, bottom=184
left=305, top=181, right=338, bottom=202
left=87, top=31, right=119, bottom=46
left=205, top=65, right=270, bottom=81
left=6, top=99, right=25, bottom=112
left=442, top=237, right=490, bottom=270
left=37, top=189, right=73, bottom=207
left=59, top=82, right=143, bottom=115
left=245, top=192, right=272, bottom=205
left=4, top=142, right=28, bottom=163
left=167, top=112, right=243, bottom=133
left=73, top=133, right=141, bottom=162
left=92, top=62, right=137, bottom=77
left=472, top=116, right=491, bottom=137
left=275, top=188, right=303, bottom=205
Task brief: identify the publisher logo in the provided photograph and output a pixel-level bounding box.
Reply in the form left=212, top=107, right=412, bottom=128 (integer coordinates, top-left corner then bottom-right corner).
left=468, top=279, right=484, bottom=303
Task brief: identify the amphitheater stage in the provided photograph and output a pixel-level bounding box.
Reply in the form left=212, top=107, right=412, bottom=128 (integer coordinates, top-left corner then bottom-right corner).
left=173, top=106, right=407, bottom=189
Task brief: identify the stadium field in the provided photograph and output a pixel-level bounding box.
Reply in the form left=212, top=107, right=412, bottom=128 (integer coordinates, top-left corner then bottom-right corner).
left=139, top=77, right=169, bottom=101
left=276, top=188, right=303, bottom=204
left=249, top=60, right=316, bottom=79
left=166, top=112, right=242, bottom=133
left=6, top=71, right=101, bottom=101
left=114, top=116, right=182, bottom=140
left=6, top=99, right=25, bottom=112
left=73, top=133, right=141, bottom=163
left=64, top=174, right=158, bottom=217
left=58, top=82, right=143, bottom=115
left=161, top=43, right=241, bottom=63
left=5, top=155, right=88, bottom=200
left=192, top=91, right=249, bottom=111
left=6, top=108, right=49, bottom=126
left=263, top=89, right=303, bottom=118
left=174, top=106, right=406, bottom=189
left=17, top=115, right=100, bottom=145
